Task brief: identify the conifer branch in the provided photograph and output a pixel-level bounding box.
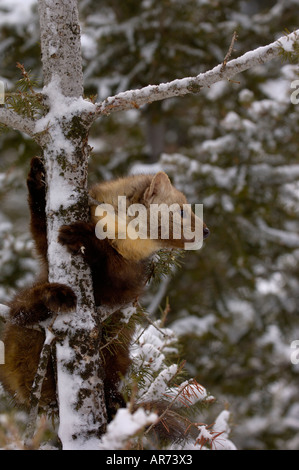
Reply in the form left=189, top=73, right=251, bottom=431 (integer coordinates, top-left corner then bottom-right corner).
left=0, top=63, right=47, bottom=143
left=143, top=379, right=203, bottom=438
left=89, top=29, right=299, bottom=119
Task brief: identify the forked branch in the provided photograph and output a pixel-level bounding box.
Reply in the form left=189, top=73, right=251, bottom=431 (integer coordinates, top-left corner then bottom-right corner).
left=90, top=29, right=299, bottom=119
left=0, top=108, right=36, bottom=138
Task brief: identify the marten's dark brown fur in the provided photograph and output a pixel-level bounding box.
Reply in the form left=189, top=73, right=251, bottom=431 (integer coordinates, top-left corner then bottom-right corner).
left=0, top=156, right=209, bottom=439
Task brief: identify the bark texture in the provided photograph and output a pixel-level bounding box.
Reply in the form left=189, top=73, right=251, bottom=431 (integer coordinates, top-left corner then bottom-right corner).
left=38, top=0, right=83, bottom=98
left=37, top=0, right=107, bottom=448
left=0, top=0, right=297, bottom=449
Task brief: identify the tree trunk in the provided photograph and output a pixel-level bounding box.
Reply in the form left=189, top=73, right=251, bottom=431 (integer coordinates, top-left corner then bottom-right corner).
left=37, top=0, right=107, bottom=449
left=0, top=0, right=297, bottom=448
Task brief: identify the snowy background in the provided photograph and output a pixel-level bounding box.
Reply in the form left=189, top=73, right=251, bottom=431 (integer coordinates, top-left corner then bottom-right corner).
left=0, top=0, right=299, bottom=450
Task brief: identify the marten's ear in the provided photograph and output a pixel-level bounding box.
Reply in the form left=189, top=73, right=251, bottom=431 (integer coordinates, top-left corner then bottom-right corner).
left=144, top=172, right=172, bottom=204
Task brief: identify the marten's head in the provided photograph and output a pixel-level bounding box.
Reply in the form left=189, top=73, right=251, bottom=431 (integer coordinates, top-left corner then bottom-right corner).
left=89, top=172, right=209, bottom=261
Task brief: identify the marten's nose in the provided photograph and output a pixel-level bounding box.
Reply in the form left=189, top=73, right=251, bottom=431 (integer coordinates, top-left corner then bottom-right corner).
left=203, top=227, right=210, bottom=239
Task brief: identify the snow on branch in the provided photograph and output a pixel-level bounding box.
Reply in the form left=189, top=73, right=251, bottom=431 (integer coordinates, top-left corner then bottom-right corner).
left=91, top=29, right=299, bottom=118
left=0, top=108, right=36, bottom=138
left=98, top=407, right=157, bottom=450
left=24, top=329, right=55, bottom=449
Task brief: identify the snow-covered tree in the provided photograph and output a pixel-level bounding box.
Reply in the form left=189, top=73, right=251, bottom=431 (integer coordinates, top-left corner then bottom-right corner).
left=0, top=0, right=298, bottom=451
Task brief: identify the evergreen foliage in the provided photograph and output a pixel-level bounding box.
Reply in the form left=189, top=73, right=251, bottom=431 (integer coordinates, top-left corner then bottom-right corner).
left=0, top=0, right=298, bottom=449
left=6, top=63, right=44, bottom=119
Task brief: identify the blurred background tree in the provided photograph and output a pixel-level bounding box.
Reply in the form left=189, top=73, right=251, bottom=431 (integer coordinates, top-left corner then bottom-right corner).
left=0, top=0, right=298, bottom=449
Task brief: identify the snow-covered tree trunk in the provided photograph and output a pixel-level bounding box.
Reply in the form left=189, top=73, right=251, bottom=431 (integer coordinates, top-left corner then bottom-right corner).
left=0, top=0, right=298, bottom=450
left=36, top=0, right=107, bottom=449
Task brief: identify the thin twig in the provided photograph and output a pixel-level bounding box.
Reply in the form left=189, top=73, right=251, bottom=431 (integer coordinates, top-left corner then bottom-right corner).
left=221, top=31, right=238, bottom=72
left=24, top=329, right=55, bottom=449
left=139, top=309, right=169, bottom=338
left=167, top=360, right=186, bottom=387
left=160, top=297, right=171, bottom=327
left=144, top=379, right=196, bottom=436
left=100, top=322, right=127, bottom=352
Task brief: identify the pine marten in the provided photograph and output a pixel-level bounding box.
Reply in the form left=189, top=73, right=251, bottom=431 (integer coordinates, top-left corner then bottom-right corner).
left=0, top=156, right=209, bottom=435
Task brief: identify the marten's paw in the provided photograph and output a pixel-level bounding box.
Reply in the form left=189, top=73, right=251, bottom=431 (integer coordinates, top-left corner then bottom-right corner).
left=27, top=156, right=45, bottom=193
left=58, top=222, right=94, bottom=254
left=41, top=283, right=77, bottom=313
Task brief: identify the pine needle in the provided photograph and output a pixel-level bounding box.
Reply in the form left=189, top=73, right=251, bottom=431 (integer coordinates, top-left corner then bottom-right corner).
left=4, top=63, right=45, bottom=119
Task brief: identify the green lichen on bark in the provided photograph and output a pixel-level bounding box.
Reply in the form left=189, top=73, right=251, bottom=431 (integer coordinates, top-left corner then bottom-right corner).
left=186, top=81, right=202, bottom=94
left=66, top=115, right=88, bottom=141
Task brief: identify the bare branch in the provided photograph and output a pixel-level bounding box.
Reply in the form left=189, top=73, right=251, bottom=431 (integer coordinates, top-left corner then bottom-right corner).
left=90, top=29, right=299, bottom=119
left=143, top=378, right=201, bottom=438
left=221, top=31, right=238, bottom=72
left=0, top=108, right=36, bottom=138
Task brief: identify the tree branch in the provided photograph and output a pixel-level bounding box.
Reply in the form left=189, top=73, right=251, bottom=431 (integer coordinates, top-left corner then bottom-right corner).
left=221, top=31, right=238, bottom=72
left=0, top=108, right=36, bottom=138
left=90, top=29, right=299, bottom=118
left=24, top=329, right=55, bottom=449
